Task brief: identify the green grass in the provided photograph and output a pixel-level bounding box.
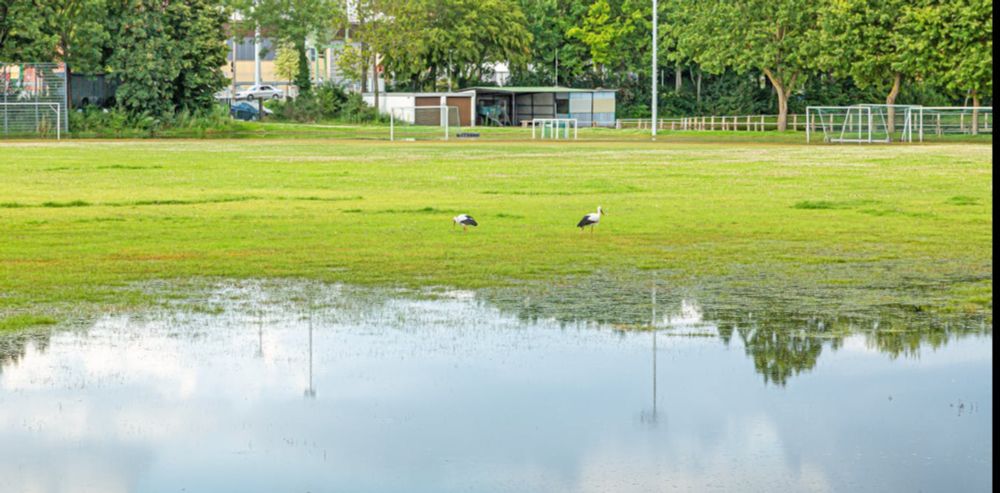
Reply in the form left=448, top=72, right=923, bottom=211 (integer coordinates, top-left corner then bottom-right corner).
left=0, top=138, right=992, bottom=329
left=0, top=314, right=57, bottom=332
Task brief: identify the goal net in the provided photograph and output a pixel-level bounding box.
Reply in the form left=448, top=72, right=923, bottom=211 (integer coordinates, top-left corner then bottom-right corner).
left=531, top=118, right=578, bottom=140
left=2, top=62, right=67, bottom=140
left=806, top=105, right=917, bottom=143
left=0, top=102, right=62, bottom=139
left=390, top=105, right=461, bottom=141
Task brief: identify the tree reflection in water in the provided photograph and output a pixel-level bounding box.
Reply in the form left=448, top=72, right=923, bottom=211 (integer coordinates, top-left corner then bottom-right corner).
left=484, top=275, right=991, bottom=386
left=0, top=277, right=991, bottom=386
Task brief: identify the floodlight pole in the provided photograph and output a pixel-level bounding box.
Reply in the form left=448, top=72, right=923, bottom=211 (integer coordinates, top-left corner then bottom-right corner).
left=651, top=0, right=658, bottom=140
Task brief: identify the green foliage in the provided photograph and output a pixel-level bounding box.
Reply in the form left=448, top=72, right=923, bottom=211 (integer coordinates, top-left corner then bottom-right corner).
left=905, top=0, right=992, bottom=103
left=509, top=0, right=591, bottom=86
left=0, top=0, right=57, bottom=61
left=350, top=0, right=533, bottom=91
left=274, top=41, right=299, bottom=88
left=104, top=0, right=229, bottom=118
left=167, top=0, right=230, bottom=113
left=234, top=0, right=344, bottom=95
left=265, top=83, right=382, bottom=123
left=69, top=104, right=235, bottom=137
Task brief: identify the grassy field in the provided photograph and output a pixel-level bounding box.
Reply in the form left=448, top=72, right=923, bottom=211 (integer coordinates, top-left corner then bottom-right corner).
left=0, top=137, right=992, bottom=331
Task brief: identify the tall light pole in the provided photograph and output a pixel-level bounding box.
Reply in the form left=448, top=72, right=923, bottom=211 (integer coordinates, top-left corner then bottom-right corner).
left=651, top=0, right=658, bottom=139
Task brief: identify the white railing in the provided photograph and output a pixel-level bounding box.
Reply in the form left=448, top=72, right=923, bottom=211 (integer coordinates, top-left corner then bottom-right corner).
left=616, top=114, right=808, bottom=132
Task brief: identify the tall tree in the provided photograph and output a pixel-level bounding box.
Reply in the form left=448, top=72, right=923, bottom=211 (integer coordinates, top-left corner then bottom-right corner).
left=237, top=0, right=342, bottom=95
left=818, top=0, right=929, bottom=132
left=512, top=0, right=590, bottom=87
left=105, top=0, right=180, bottom=117
left=274, top=41, right=299, bottom=95
left=672, top=0, right=822, bottom=130
left=165, top=0, right=229, bottom=113
left=43, top=0, right=109, bottom=107
left=907, top=0, right=992, bottom=132
left=411, top=0, right=532, bottom=89
left=106, top=0, right=229, bottom=117
left=0, top=0, right=56, bottom=61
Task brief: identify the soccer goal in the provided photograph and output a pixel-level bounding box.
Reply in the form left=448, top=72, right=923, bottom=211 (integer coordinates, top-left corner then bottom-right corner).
left=531, top=118, right=578, bottom=140
left=389, top=105, right=461, bottom=141
left=2, top=62, right=68, bottom=140
left=915, top=106, right=992, bottom=140
left=0, top=102, right=62, bottom=139
left=806, top=105, right=917, bottom=144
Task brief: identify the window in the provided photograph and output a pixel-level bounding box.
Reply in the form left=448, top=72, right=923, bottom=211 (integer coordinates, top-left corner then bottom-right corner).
left=556, top=98, right=569, bottom=114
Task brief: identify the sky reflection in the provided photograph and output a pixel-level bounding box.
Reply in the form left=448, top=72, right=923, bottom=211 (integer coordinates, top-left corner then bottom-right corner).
left=0, top=283, right=992, bottom=492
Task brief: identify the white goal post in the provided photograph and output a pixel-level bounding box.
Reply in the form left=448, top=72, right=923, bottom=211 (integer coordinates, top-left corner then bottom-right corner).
left=0, top=102, right=62, bottom=140
left=531, top=118, right=578, bottom=140
left=806, top=104, right=917, bottom=144
left=390, top=105, right=461, bottom=141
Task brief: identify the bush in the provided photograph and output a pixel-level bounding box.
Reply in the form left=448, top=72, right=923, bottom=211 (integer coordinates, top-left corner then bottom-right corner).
left=69, top=104, right=235, bottom=137
left=266, top=83, right=385, bottom=124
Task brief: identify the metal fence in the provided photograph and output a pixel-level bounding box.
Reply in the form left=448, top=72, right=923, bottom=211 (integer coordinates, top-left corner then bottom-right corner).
left=1, top=62, right=68, bottom=139
left=617, top=114, right=810, bottom=132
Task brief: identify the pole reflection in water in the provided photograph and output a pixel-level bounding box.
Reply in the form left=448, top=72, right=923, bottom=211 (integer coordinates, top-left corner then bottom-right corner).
left=304, top=300, right=316, bottom=399
left=641, top=286, right=659, bottom=426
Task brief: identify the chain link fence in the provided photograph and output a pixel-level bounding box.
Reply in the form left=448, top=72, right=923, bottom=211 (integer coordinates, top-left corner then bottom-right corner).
left=1, top=62, right=68, bottom=139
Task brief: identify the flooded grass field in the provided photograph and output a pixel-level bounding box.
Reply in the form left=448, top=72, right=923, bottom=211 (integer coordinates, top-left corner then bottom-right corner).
left=0, top=282, right=991, bottom=492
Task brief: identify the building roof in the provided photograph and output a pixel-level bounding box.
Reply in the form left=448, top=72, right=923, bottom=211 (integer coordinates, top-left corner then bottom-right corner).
left=361, top=91, right=475, bottom=97
left=463, top=86, right=616, bottom=94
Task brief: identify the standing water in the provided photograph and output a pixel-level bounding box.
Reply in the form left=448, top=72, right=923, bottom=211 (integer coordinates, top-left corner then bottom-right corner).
left=0, top=283, right=992, bottom=492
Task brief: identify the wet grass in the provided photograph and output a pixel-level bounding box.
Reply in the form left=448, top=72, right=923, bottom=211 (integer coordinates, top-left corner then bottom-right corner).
left=0, top=139, right=992, bottom=330
left=0, top=314, right=57, bottom=332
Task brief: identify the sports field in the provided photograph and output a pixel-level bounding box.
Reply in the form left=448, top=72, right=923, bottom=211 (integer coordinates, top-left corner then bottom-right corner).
left=0, top=137, right=992, bottom=331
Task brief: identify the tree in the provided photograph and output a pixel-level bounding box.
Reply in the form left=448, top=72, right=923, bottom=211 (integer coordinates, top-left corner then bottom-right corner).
left=512, top=0, right=591, bottom=86
left=672, top=0, right=822, bottom=131
left=105, top=0, right=228, bottom=118
left=165, top=0, right=230, bottom=113
left=567, top=0, right=648, bottom=80
left=413, top=0, right=532, bottom=90
left=274, top=41, right=299, bottom=95
left=818, top=0, right=929, bottom=132
left=236, top=0, right=342, bottom=95
left=43, top=0, right=109, bottom=108
left=906, top=0, right=992, bottom=132
left=105, top=0, right=180, bottom=117
left=0, top=0, right=56, bottom=61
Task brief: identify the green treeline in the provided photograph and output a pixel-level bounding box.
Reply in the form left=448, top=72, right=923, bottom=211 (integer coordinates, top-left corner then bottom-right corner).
left=0, top=0, right=991, bottom=127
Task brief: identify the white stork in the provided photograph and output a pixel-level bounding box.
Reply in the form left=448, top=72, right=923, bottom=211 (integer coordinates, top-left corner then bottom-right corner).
left=452, top=214, right=478, bottom=232
left=577, top=206, right=605, bottom=233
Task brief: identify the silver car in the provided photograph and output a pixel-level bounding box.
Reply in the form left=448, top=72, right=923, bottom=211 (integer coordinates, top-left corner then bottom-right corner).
left=235, top=84, right=283, bottom=100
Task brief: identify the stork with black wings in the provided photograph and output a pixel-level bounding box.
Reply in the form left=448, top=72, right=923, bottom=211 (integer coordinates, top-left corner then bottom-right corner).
left=577, top=206, right=605, bottom=233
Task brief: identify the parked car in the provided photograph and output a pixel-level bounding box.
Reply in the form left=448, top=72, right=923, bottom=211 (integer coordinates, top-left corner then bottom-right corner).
left=235, top=84, right=283, bottom=100
left=230, top=101, right=273, bottom=121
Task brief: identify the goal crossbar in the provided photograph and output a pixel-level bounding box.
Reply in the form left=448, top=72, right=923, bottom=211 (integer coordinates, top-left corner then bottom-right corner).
left=0, top=102, right=62, bottom=140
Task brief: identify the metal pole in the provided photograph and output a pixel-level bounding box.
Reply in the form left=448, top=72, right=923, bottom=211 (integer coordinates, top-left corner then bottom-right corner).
left=806, top=108, right=810, bottom=143
left=651, top=0, right=658, bottom=140
left=554, top=49, right=559, bottom=87
left=253, top=0, right=262, bottom=87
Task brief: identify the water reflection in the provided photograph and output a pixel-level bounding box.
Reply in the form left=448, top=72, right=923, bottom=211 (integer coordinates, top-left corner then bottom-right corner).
left=0, top=281, right=992, bottom=492
left=482, top=276, right=991, bottom=386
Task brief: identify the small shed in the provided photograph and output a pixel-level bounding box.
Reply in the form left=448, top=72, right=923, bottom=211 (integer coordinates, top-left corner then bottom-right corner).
left=462, top=86, right=616, bottom=127
left=362, top=91, right=476, bottom=127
